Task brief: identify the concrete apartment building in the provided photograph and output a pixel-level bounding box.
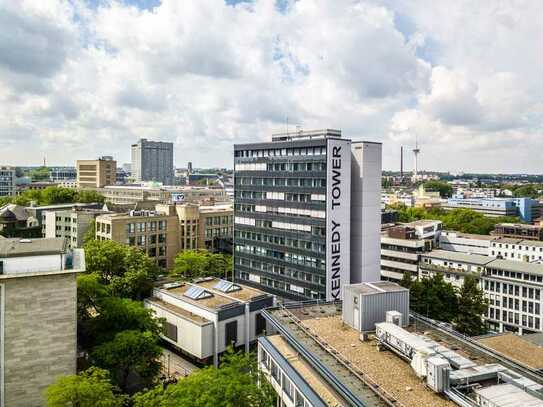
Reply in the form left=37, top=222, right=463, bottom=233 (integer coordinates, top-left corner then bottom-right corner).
left=0, top=166, right=15, bottom=197
left=492, top=222, right=543, bottom=241
left=0, top=238, right=84, bottom=407
left=44, top=208, right=107, bottom=248
left=490, top=238, right=543, bottom=262
left=131, top=138, right=174, bottom=185
left=76, top=156, right=117, bottom=188
left=234, top=129, right=381, bottom=301
left=439, top=230, right=494, bottom=255
left=418, top=249, right=543, bottom=334
left=145, top=277, right=275, bottom=366
left=95, top=209, right=178, bottom=269
left=380, top=220, right=442, bottom=282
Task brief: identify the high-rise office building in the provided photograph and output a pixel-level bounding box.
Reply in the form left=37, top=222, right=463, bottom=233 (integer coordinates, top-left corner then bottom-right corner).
left=131, top=139, right=174, bottom=185
left=233, top=129, right=381, bottom=301
left=0, top=166, right=15, bottom=197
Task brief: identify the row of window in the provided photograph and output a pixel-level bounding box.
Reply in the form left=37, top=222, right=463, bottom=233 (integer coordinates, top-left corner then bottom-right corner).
left=235, top=244, right=325, bottom=270
left=204, top=216, right=232, bottom=226
left=126, top=234, right=167, bottom=247
left=235, top=230, right=325, bottom=253
left=491, top=243, right=543, bottom=252
left=235, top=146, right=326, bottom=158
left=492, top=250, right=543, bottom=261
left=239, top=271, right=323, bottom=299
left=484, top=280, right=541, bottom=300
left=235, top=217, right=326, bottom=236
left=236, top=191, right=326, bottom=203
left=487, top=308, right=541, bottom=330
left=236, top=257, right=325, bottom=286
left=237, top=204, right=325, bottom=219
left=126, top=221, right=166, bottom=234
left=259, top=348, right=313, bottom=407
left=486, top=268, right=543, bottom=283
left=235, top=177, right=326, bottom=188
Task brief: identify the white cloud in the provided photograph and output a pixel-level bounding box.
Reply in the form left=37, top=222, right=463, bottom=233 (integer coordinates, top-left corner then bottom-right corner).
left=0, top=0, right=541, bottom=173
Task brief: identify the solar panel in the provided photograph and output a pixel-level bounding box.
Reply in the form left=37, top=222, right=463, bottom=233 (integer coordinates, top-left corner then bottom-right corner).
left=214, top=279, right=241, bottom=293
left=184, top=286, right=213, bottom=300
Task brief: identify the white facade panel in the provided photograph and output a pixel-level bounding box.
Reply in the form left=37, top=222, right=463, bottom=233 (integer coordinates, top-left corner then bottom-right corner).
left=350, top=142, right=382, bottom=284
left=325, top=138, right=351, bottom=301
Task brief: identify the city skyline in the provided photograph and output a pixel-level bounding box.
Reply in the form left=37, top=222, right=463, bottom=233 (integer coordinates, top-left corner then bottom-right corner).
left=1, top=1, right=542, bottom=172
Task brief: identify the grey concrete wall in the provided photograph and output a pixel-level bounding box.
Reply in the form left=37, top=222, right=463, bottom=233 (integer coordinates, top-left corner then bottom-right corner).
left=3, top=272, right=77, bottom=407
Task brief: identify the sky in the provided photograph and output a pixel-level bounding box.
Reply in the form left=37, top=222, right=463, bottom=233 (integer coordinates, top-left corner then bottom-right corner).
left=1, top=0, right=542, bottom=173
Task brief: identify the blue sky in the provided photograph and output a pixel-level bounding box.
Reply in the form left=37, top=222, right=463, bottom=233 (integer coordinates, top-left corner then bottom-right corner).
left=1, top=0, right=542, bottom=173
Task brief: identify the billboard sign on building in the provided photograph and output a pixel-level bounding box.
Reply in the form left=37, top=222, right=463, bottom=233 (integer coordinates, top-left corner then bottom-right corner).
left=171, top=192, right=185, bottom=203
left=325, top=138, right=351, bottom=301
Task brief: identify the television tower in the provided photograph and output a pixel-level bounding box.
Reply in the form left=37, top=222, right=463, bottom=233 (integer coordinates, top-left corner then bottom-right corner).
left=412, top=136, right=420, bottom=180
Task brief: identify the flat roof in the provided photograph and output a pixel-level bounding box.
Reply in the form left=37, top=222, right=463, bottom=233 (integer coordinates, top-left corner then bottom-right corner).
left=422, top=249, right=493, bottom=266
left=146, top=298, right=212, bottom=326
left=477, top=334, right=543, bottom=369
left=442, top=230, right=495, bottom=241
left=299, top=314, right=454, bottom=406
left=0, top=238, right=66, bottom=258
left=381, top=236, right=425, bottom=248
left=160, top=278, right=270, bottom=310
left=496, top=223, right=543, bottom=229
left=346, top=281, right=408, bottom=296
left=475, top=383, right=543, bottom=406
left=486, top=258, right=543, bottom=275
left=267, top=335, right=343, bottom=406
left=491, top=237, right=524, bottom=244
left=406, top=219, right=442, bottom=227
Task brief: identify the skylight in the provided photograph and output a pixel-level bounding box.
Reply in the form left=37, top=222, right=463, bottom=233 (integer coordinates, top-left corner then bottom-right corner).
left=184, top=286, right=213, bottom=300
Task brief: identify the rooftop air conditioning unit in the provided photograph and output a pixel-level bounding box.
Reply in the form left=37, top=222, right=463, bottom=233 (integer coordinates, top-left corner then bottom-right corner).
left=386, top=311, right=403, bottom=327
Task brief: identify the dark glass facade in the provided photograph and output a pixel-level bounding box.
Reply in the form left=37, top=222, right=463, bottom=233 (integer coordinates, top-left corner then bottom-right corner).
left=234, top=138, right=331, bottom=300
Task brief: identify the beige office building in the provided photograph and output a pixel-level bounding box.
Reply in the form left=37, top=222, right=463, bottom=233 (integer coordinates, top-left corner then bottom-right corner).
left=156, top=203, right=233, bottom=252
left=95, top=210, right=179, bottom=269
left=94, top=185, right=229, bottom=205
left=77, top=157, right=117, bottom=188
left=44, top=208, right=107, bottom=248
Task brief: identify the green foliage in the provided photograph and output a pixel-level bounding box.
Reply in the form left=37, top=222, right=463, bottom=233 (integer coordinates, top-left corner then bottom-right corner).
left=511, top=184, right=542, bottom=199
left=83, top=219, right=96, bottom=244
left=78, top=189, right=106, bottom=203
left=409, top=274, right=459, bottom=322
left=399, top=271, right=413, bottom=290
left=454, top=275, right=489, bottom=336
left=390, top=204, right=519, bottom=235
left=77, top=273, right=109, bottom=321
left=423, top=180, right=453, bottom=198
left=1, top=186, right=105, bottom=206
left=84, top=240, right=158, bottom=300
left=174, top=250, right=232, bottom=279
left=92, top=330, right=162, bottom=393
left=29, top=166, right=50, bottom=181
left=45, top=367, right=127, bottom=407
left=132, top=349, right=275, bottom=407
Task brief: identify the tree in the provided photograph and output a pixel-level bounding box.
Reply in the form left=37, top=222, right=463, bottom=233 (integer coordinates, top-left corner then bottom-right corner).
left=77, top=273, right=109, bottom=321
left=399, top=271, right=413, bottom=290
left=512, top=184, right=541, bottom=199
left=454, top=275, right=489, bottom=336
left=29, top=166, right=50, bottom=181
left=82, top=296, right=162, bottom=348
left=410, top=274, right=458, bottom=322
left=41, top=186, right=78, bottom=205
left=83, top=219, right=96, bottom=244
left=423, top=180, right=453, bottom=198
left=173, top=250, right=208, bottom=278
left=92, top=330, right=162, bottom=394
left=78, top=189, right=106, bottom=204
left=46, top=367, right=127, bottom=407
left=132, top=349, right=275, bottom=407
left=84, top=240, right=158, bottom=300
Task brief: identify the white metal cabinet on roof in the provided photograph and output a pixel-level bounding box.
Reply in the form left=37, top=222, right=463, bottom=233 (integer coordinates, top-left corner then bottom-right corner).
left=475, top=383, right=543, bottom=407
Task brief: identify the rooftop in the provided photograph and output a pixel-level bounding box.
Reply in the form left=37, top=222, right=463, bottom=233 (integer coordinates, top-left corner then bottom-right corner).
left=159, top=278, right=270, bottom=310
left=491, top=237, right=524, bottom=244
left=486, top=258, right=543, bottom=275
left=477, top=334, right=543, bottom=369
left=267, top=334, right=344, bottom=406
left=442, top=230, right=496, bottom=241
left=145, top=298, right=212, bottom=326
left=346, top=281, right=408, bottom=296
left=496, top=223, right=543, bottom=230
left=422, top=249, right=493, bottom=266
left=0, top=238, right=66, bottom=258
left=474, top=383, right=543, bottom=407
left=271, top=129, right=342, bottom=142
left=406, top=219, right=442, bottom=227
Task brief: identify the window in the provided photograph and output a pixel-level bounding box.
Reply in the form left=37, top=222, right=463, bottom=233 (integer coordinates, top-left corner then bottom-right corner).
left=282, top=374, right=293, bottom=400
left=163, top=321, right=178, bottom=342
left=225, top=320, right=238, bottom=347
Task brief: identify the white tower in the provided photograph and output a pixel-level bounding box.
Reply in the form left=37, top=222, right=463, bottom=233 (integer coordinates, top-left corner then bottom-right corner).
left=412, top=137, right=420, bottom=181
